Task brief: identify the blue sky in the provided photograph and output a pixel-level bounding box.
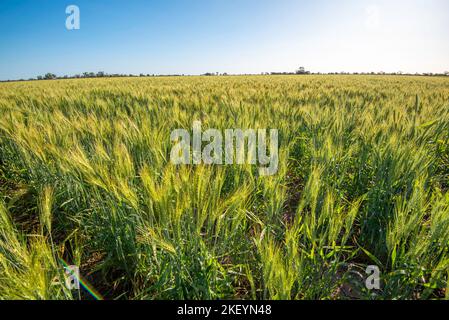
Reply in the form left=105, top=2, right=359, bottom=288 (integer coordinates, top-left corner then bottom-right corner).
left=0, top=0, right=448, bottom=80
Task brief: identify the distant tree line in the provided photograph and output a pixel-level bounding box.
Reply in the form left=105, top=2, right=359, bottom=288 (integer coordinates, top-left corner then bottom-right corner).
left=202, top=72, right=229, bottom=76
left=1, top=68, right=449, bottom=82
left=38, top=71, right=228, bottom=80
left=18, top=72, right=187, bottom=82
left=264, top=67, right=449, bottom=77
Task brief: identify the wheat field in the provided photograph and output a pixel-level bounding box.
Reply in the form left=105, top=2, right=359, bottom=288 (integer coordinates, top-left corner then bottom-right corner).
left=0, top=75, right=448, bottom=299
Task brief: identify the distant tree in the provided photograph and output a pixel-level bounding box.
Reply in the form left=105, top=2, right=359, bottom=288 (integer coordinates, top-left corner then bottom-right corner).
left=44, top=73, right=57, bottom=80
left=445, top=71, right=449, bottom=76
left=37, top=75, right=43, bottom=80
left=296, top=66, right=306, bottom=74
left=97, top=71, right=105, bottom=77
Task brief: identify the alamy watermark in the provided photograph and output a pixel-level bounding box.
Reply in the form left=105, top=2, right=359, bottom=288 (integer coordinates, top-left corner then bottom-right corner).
left=66, top=5, right=80, bottom=30
left=170, top=121, right=279, bottom=176
left=365, top=265, right=380, bottom=290
left=52, top=265, right=80, bottom=290
left=64, top=265, right=80, bottom=289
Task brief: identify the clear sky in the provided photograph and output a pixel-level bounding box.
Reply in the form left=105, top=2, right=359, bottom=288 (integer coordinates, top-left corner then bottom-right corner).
left=1, top=0, right=448, bottom=80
